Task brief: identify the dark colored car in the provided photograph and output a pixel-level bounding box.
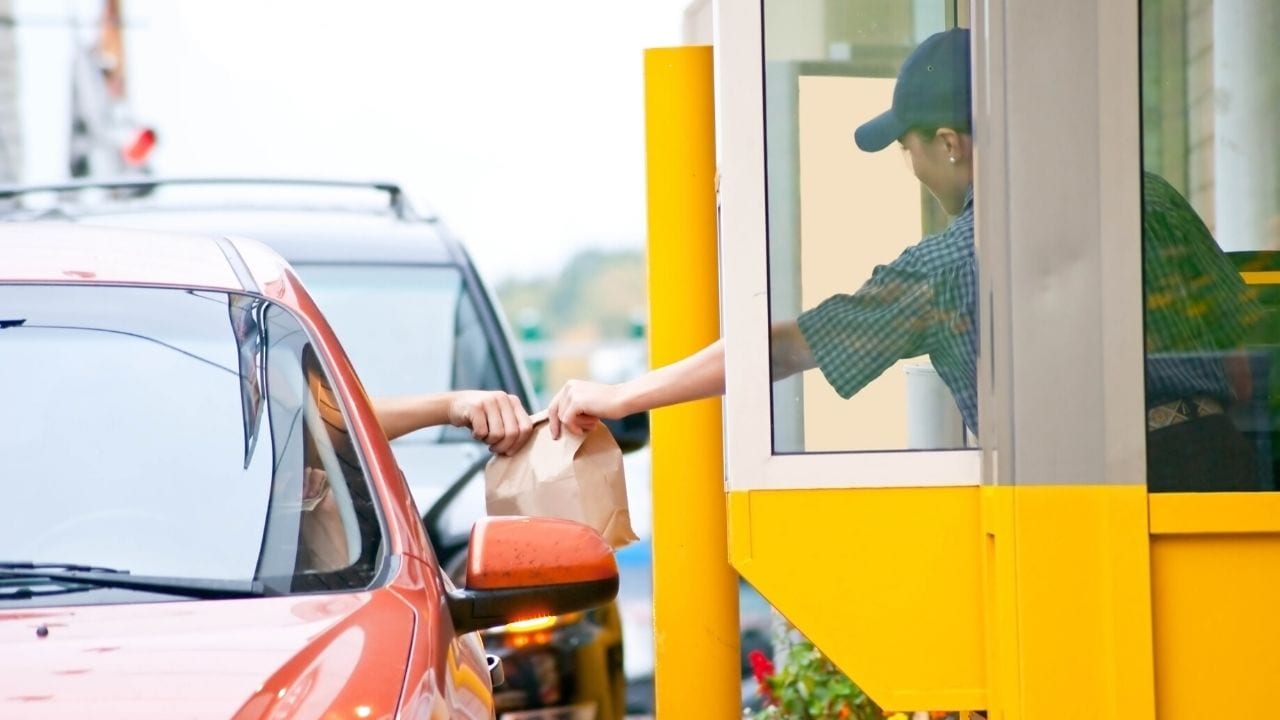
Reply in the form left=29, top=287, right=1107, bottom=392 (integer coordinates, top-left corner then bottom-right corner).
left=0, top=178, right=638, bottom=720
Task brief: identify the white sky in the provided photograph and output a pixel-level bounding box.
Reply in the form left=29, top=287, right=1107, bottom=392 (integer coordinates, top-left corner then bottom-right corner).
left=14, top=0, right=696, bottom=282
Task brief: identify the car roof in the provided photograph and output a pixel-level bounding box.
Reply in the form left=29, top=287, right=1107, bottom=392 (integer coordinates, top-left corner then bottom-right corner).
left=69, top=207, right=461, bottom=266
left=0, top=179, right=463, bottom=266
left=0, top=221, right=284, bottom=292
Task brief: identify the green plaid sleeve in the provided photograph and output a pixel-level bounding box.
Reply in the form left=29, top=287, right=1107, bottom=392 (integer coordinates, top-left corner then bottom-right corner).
left=1143, top=172, right=1264, bottom=352
left=796, top=262, right=934, bottom=399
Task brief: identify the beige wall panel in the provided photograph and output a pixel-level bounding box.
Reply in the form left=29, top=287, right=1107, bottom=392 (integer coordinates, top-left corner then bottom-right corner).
left=797, top=75, right=925, bottom=451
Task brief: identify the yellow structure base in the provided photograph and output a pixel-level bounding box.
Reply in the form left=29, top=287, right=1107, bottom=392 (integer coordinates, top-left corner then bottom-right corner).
left=1149, top=492, right=1280, bottom=718
left=728, top=487, right=987, bottom=712
left=982, top=485, right=1155, bottom=720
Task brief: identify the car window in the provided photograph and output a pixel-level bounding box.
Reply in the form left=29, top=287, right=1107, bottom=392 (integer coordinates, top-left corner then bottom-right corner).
left=293, top=264, right=505, bottom=444
left=0, top=285, right=382, bottom=598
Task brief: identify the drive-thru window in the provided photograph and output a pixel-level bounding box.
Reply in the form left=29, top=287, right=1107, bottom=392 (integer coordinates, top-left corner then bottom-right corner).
left=688, top=0, right=1280, bottom=717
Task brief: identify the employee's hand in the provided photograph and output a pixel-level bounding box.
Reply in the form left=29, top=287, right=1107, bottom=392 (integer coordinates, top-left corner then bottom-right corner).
left=547, top=379, right=626, bottom=439
left=447, top=390, right=534, bottom=455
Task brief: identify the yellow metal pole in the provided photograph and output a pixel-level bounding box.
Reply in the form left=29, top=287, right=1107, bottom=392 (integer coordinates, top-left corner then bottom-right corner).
left=644, top=45, right=741, bottom=718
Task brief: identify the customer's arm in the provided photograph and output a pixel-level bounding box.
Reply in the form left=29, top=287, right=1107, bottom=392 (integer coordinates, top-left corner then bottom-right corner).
left=372, top=390, right=533, bottom=455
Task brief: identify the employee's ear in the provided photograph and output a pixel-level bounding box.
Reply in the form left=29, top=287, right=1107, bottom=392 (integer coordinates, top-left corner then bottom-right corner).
left=935, top=127, right=959, bottom=153
left=936, top=127, right=972, bottom=163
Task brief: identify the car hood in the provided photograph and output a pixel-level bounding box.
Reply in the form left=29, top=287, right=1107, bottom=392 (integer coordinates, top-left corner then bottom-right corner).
left=0, top=590, right=414, bottom=720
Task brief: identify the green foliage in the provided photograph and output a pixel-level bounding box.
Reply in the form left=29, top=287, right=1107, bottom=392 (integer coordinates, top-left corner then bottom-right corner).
left=752, top=641, right=883, bottom=720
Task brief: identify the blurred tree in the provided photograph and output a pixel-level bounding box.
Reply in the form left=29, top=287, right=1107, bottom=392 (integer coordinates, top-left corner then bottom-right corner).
left=497, top=249, right=646, bottom=340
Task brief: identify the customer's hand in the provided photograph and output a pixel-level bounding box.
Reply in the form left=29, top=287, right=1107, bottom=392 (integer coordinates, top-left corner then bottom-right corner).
left=301, top=467, right=332, bottom=512
left=447, top=390, right=534, bottom=455
left=299, top=467, right=347, bottom=572
left=547, top=379, right=626, bottom=439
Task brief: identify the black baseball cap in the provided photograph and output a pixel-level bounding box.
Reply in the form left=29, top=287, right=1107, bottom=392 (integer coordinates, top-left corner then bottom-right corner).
left=854, top=27, right=972, bottom=152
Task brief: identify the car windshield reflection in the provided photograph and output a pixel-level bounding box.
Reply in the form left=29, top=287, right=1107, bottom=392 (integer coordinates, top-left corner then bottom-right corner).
left=0, top=285, right=382, bottom=599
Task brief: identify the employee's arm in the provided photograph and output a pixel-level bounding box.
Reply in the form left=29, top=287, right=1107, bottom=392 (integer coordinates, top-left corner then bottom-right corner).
left=770, top=320, right=816, bottom=379
left=547, top=321, right=817, bottom=438
left=547, top=340, right=725, bottom=437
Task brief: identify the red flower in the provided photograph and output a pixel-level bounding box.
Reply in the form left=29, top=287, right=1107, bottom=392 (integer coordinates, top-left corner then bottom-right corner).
left=747, top=649, right=776, bottom=705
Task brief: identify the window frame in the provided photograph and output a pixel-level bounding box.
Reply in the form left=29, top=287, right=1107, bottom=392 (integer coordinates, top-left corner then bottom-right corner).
left=717, top=0, right=1149, bottom=490
left=716, top=1, right=980, bottom=491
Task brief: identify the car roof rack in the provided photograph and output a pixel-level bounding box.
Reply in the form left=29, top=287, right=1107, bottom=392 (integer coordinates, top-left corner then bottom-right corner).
left=0, top=177, right=425, bottom=220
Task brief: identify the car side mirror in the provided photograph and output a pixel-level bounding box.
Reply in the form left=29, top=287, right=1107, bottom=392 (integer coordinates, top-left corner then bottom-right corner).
left=446, top=516, right=619, bottom=635
left=603, top=411, right=649, bottom=454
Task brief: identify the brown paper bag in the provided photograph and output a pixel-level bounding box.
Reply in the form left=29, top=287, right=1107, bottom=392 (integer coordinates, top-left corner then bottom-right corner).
left=484, top=411, right=639, bottom=549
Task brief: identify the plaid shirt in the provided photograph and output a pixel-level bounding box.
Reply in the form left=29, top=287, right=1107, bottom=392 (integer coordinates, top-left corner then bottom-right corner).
left=1142, top=172, right=1261, bottom=406
left=797, top=188, right=979, bottom=433
left=795, top=175, right=1257, bottom=438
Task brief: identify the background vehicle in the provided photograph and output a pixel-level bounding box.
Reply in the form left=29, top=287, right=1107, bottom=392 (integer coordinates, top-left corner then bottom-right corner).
left=0, top=177, right=639, bottom=720
left=0, top=222, right=619, bottom=719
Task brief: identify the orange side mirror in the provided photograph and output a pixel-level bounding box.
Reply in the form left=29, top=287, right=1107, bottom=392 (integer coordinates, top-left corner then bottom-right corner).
left=466, top=516, right=617, bottom=590
left=446, top=516, right=619, bottom=634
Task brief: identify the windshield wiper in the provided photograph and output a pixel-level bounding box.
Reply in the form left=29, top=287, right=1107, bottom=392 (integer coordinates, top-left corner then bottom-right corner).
left=0, top=584, right=97, bottom=601
left=0, top=561, right=129, bottom=574
left=0, top=566, right=267, bottom=600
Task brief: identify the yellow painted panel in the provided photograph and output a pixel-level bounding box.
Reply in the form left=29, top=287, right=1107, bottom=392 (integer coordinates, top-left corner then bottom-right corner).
left=1150, top=492, right=1280, bottom=534
left=980, top=486, right=1016, bottom=720
left=1151, top=532, right=1280, bottom=718
left=729, top=487, right=987, bottom=710
left=743, top=485, right=1154, bottom=718
left=1240, top=270, right=1280, bottom=285
left=999, top=486, right=1155, bottom=720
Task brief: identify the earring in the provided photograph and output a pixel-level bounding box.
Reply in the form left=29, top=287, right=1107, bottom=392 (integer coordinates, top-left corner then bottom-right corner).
left=949, top=156, right=956, bottom=164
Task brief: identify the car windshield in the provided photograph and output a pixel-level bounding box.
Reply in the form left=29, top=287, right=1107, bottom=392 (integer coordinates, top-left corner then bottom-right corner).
left=0, top=285, right=382, bottom=598
left=292, top=264, right=505, bottom=444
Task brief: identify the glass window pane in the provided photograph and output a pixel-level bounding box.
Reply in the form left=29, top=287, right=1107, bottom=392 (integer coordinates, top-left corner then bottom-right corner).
left=296, top=264, right=464, bottom=400
left=1140, top=0, right=1280, bottom=492
left=295, top=263, right=504, bottom=445
left=0, top=285, right=382, bottom=598
left=762, top=0, right=973, bottom=454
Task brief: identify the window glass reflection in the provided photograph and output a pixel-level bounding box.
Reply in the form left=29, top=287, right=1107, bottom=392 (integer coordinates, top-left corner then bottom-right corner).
left=763, top=0, right=971, bottom=453
left=1141, top=0, right=1280, bottom=492
left=295, top=264, right=506, bottom=446
left=0, top=285, right=382, bottom=592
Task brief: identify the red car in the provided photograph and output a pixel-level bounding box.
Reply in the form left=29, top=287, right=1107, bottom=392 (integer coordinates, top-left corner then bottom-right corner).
left=0, top=222, right=618, bottom=719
